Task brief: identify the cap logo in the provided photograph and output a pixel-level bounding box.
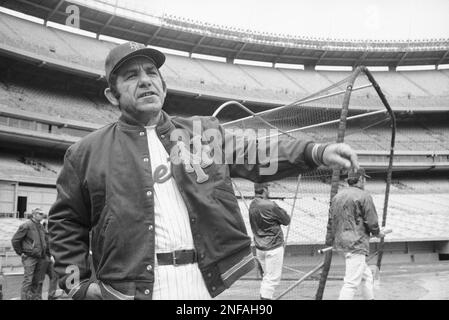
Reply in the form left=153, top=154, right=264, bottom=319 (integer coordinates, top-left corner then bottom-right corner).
left=129, top=42, right=140, bottom=51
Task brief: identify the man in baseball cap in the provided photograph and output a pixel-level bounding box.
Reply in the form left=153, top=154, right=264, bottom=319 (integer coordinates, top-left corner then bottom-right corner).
left=331, top=167, right=385, bottom=300
left=254, top=182, right=269, bottom=196
left=347, top=167, right=371, bottom=182
left=103, top=42, right=167, bottom=127
left=104, top=41, right=165, bottom=86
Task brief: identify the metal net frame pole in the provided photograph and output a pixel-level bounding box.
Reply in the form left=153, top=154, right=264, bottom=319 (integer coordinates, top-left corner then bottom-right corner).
left=275, top=261, right=325, bottom=300
left=216, top=84, right=373, bottom=127
left=283, top=174, right=302, bottom=248
left=232, top=180, right=250, bottom=212
left=362, top=68, right=397, bottom=270
left=280, top=174, right=308, bottom=276
left=212, top=101, right=296, bottom=139
left=315, top=67, right=362, bottom=300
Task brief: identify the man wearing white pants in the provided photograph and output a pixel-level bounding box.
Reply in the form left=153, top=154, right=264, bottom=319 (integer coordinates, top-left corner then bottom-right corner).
left=255, top=246, right=285, bottom=299
left=339, top=252, right=374, bottom=300
left=331, top=168, right=385, bottom=300
left=249, top=183, right=291, bottom=300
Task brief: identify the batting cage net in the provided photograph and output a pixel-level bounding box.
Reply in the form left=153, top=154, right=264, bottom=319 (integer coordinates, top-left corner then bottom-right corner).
left=213, top=66, right=396, bottom=300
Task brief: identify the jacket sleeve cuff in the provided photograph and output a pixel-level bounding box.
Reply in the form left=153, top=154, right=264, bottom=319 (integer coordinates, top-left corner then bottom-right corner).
left=304, top=142, right=330, bottom=167
left=67, top=278, right=94, bottom=300
left=370, top=226, right=380, bottom=236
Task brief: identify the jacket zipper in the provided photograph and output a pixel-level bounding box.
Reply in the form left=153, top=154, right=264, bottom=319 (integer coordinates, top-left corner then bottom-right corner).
left=34, top=222, right=44, bottom=255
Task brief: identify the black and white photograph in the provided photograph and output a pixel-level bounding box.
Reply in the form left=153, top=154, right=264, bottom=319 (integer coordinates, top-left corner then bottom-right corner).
left=0, top=0, right=448, bottom=305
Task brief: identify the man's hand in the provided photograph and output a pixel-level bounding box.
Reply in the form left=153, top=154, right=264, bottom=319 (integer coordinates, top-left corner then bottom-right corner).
left=376, top=227, right=392, bottom=238
left=85, top=282, right=103, bottom=300
left=322, top=143, right=359, bottom=170
left=376, top=230, right=386, bottom=238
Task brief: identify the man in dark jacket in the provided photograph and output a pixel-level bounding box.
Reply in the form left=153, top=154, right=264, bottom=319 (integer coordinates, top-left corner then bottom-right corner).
left=36, top=219, right=59, bottom=300
left=331, top=168, right=385, bottom=300
left=249, top=183, right=290, bottom=300
left=11, top=208, right=47, bottom=300
left=49, top=41, right=360, bottom=300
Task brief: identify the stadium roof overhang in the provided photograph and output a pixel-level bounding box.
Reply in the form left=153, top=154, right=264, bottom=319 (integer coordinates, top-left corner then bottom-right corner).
left=0, top=125, right=79, bottom=151
left=1, top=0, right=449, bottom=68
left=0, top=42, right=104, bottom=79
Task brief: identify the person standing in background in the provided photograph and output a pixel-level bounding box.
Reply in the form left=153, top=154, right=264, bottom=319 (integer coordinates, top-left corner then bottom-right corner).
left=249, top=183, right=291, bottom=300
left=11, top=208, right=47, bottom=300
left=331, top=168, right=385, bottom=300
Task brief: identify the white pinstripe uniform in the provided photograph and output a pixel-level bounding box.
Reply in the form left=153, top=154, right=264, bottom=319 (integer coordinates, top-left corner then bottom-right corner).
left=145, top=126, right=211, bottom=300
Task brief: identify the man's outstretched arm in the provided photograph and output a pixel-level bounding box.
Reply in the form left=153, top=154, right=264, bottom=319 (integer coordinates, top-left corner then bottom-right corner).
left=221, top=123, right=359, bottom=182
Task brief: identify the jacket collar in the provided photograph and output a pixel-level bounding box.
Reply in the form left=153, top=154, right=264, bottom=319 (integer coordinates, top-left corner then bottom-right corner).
left=350, top=185, right=364, bottom=191
left=118, top=110, right=175, bottom=135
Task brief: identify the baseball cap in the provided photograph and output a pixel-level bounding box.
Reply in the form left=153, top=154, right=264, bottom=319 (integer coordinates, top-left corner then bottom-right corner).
left=254, top=183, right=269, bottom=194
left=105, top=42, right=166, bottom=85
left=348, top=168, right=371, bottom=180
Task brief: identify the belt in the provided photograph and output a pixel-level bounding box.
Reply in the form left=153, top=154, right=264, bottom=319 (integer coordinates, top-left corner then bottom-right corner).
left=157, top=249, right=197, bottom=266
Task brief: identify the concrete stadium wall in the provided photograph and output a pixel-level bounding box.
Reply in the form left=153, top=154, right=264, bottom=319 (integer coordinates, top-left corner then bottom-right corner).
left=0, top=182, right=15, bottom=213
left=0, top=182, right=56, bottom=216
left=284, top=240, right=449, bottom=266
left=18, top=185, right=56, bottom=215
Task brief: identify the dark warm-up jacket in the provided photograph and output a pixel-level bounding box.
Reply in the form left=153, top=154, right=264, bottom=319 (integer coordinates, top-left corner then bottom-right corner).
left=11, top=218, right=47, bottom=258
left=48, top=111, right=323, bottom=300
left=249, top=198, right=291, bottom=251
left=331, top=186, right=380, bottom=255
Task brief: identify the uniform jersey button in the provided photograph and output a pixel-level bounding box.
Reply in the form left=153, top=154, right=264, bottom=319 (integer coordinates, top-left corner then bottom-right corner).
left=147, top=265, right=152, bottom=271
left=143, top=157, right=149, bottom=162
left=148, top=224, right=153, bottom=231
left=146, top=191, right=153, bottom=197
left=160, top=134, right=165, bottom=139
left=140, top=132, right=145, bottom=136
left=144, top=289, right=150, bottom=295
left=212, top=286, right=216, bottom=291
